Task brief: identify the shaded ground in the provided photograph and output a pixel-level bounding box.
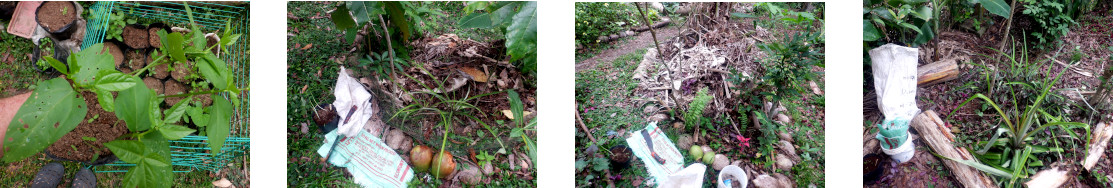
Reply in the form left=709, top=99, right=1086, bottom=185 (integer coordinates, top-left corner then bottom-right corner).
left=575, top=25, right=680, bottom=72
left=864, top=5, right=1113, bottom=187
left=576, top=3, right=825, bottom=187
left=287, top=2, right=536, bottom=187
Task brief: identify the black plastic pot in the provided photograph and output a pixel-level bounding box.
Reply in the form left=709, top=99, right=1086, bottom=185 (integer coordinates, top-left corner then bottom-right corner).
left=34, top=1, right=79, bottom=40
left=315, top=103, right=340, bottom=134
left=864, top=153, right=886, bottom=185
left=609, top=145, right=632, bottom=171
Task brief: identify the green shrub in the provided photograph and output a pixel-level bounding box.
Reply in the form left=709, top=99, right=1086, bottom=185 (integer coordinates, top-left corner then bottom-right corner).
left=1019, top=0, right=1078, bottom=49
left=574, top=2, right=654, bottom=46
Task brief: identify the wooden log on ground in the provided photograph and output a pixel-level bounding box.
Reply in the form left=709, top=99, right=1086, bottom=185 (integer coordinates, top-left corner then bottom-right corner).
left=1083, top=121, right=1113, bottom=170
left=1025, top=162, right=1079, bottom=188
left=910, top=110, right=998, bottom=188
left=917, top=59, right=959, bottom=87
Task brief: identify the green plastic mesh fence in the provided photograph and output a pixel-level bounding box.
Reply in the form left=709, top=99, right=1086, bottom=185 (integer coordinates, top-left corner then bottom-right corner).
left=82, top=1, right=249, bottom=173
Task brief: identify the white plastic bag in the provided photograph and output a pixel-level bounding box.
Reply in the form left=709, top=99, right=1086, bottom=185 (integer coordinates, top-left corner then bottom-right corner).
left=332, top=66, right=374, bottom=137
left=869, top=44, right=921, bottom=162
left=869, top=44, right=921, bottom=120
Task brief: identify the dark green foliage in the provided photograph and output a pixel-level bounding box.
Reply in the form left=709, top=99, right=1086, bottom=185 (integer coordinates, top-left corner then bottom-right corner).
left=574, top=3, right=656, bottom=46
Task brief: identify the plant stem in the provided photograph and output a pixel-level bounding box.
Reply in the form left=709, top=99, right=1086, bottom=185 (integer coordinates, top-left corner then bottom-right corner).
left=132, top=53, right=169, bottom=77
left=159, top=87, right=248, bottom=99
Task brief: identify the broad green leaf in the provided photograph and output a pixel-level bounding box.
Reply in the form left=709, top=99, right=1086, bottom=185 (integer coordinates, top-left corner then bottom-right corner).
left=384, top=2, right=411, bottom=40
left=44, top=56, right=67, bottom=75
left=120, top=134, right=173, bottom=188
left=508, top=90, right=524, bottom=126
left=94, top=72, right=138, bottom=91
left=166, top=32, right=186, bottom=63
left=187, top=104, right=209, bottom=128
left=1, top=78, right=87, bottom=162
left=899, top=22, right=922, bottom=34
left=489, top=2, right=519, bottom=26
left=348, top=1, right=385, bottom=24
left=344, top=27, right=358, bottom=44
left=977, top=0, right=1011, bottom=19
left=164, top=96, right=192, bottom=123
left=912, top=6, right=932, bottom=21
left=331, top=4, right=357, bottom=30
left=912, top=21, right=934, bottom=46
left=207, top=97, right=232, bottom=154
left=72, top=44, right=114, bottom=87
left=158, top=124, right=195, bottom=140
left=95, top=89, right=115, bottom=112
left=864, top=20, right=881, bottom=41
left=458, top=13, right=493, bottom=29
left=104, top=140, right=146, bottom=164
left=148, top=95, right=164, bottom=130
left=115, top=78, right=153, bottom=132
left=183, top=4, right=205, bottom=53
left=506, top=1, right=537, bottom=70
left=462, top=1, right=488, bottom=14
left=220, top=34, right=241, bottom=51
left=196, top=56, right=228, bottom=90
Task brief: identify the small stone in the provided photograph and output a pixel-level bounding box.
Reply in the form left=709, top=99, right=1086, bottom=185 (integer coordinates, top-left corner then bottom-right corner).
left=779, top=140, right=800, bottom=162
left=776, top=154, right=795, bottom=171
left=712, top=154, right=729, bottom=170
left=644, top=105, right=659, bottom=114
left=778, top=132, right=793, bottom=143
left=774, top=173, right=796, bottom=187
left=677, top=135, right=693, bottom=149
left=649, top=113, right=668, bottom=122
left=776, top=114, right=791, bottom=124
left=753, top=174, right=778, bottom=188
left=386, top=129, right=405, bottom=150
left=456, top=164, right=481, bottom=185
left=212, top=178, right=234, bottom=188
left=808, top=81, right=822, bottom=95
left=482, top=162, right=495, bottom=175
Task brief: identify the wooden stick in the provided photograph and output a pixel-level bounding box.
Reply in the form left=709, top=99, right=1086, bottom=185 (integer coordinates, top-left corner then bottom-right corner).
left=917, top=58, right=959, bottom=87
left=1083, top=122, right=1113, bottom=170
left=910, top=110, right=998, bottom=188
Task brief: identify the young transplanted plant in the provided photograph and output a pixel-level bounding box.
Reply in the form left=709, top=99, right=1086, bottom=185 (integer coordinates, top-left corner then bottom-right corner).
left=944, top=54, right=1087, bottom=187
left=2, top=4, right=244, bottom=188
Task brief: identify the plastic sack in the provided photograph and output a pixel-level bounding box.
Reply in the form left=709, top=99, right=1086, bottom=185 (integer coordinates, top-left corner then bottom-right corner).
left=317, top=129, right=415, bottom=187
left=626, top=122, right=686, bottom=187
left=332, top=66, right=374, bottom=137
left=662, top=163, right=706, bottom=188
left=869, top=44, right=920, bottom=162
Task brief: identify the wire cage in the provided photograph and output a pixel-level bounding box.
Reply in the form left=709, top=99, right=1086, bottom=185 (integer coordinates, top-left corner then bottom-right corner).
left=81, top=1, right=250, bottom=173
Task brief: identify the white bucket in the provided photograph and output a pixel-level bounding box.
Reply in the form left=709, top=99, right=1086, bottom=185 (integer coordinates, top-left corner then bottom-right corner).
left=881, top=136, right=916, bottom=163
left=717, top=165, right=748, bottom=188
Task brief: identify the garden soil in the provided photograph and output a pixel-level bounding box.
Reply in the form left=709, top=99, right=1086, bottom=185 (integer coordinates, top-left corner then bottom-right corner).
left=122, top=25, right=149, bottom=49
left=45, top=92, right=128, bottom=162
left=125, top=49, right=146, bottom=70
left=151, top=51, right=169, bottom=79
left=36, top=1, right=75, bottom=32
left=163, top=79, right=187, bottom=105
left=99, top=42, right=124, bottom=67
